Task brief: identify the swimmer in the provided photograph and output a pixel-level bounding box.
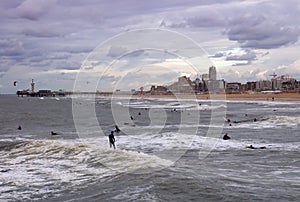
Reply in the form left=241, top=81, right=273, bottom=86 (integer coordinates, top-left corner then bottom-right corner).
left=223, top=133, right=231, bottom=140
left=51, top=131, right=58, bottom=135
left=246, top=145, right=266, bottom=149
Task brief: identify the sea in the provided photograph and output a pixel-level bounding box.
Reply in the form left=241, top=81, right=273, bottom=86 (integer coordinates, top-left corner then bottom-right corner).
left=0, top=94, right=299, bottom=202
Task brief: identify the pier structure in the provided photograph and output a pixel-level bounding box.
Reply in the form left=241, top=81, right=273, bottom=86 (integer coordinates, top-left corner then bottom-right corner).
left=16, top=79, right=68, bottom=97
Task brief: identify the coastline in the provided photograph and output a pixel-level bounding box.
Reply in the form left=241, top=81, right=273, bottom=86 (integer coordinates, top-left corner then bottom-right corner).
left=8, top=92, right=300, bottom=102
left=119, top=92, right=300, bottom=102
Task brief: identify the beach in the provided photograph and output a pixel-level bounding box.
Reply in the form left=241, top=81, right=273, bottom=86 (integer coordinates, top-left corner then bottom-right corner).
left=127, top=92, right=300, bottom=101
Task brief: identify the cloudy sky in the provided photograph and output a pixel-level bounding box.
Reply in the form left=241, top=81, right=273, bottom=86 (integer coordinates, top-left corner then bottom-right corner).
left=1, top=0, right=300, bottom=93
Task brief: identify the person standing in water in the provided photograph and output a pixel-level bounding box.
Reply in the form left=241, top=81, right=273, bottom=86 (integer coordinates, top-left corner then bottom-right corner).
left=108, top=131, right=116, bottom=149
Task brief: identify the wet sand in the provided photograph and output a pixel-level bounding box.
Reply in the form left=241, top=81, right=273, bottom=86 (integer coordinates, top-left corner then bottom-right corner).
left=127, top=93, right=300, bottom=101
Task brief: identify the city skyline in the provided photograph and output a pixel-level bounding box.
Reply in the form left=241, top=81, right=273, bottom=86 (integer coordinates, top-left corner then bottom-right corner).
left=13, top=65, right=299, bottom=95
left=1, top=0, right=300, bottom=93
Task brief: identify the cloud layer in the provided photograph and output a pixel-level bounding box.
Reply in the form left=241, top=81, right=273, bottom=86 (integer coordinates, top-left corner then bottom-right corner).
left=0, top=0, right=299, bottom=93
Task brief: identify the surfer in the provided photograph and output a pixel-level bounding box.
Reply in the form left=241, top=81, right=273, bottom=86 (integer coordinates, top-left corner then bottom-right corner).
left=108, top=131, right=116, bottom=149
left=223, top=133, right=231, bottom=140
left=246, top=145, right=266, bottom=149
left=115, top=125, right=120, bottom=133
left=51, top=131, right=58, bottom=135
left=17, top=125, right=22, bottom=130
left=130, top=116, right=134, bottom=120
left=246, top=145, right=255, bottom=149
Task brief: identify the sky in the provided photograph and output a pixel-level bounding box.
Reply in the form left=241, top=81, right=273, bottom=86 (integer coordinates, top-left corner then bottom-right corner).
left=1, top=0, right=300, bottom=93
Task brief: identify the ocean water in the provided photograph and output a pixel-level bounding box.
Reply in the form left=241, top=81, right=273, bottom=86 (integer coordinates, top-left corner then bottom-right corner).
left=0, top=94, right=299, bottom=201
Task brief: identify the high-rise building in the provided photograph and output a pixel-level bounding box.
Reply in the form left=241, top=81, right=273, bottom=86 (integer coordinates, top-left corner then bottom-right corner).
left=209, top=66, right=217, bottom=81
left=202, top=74, right=209, bottom=81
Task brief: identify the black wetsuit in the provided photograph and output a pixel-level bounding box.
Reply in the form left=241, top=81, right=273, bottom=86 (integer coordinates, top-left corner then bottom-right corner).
left=115, top=126, right=120, bottom=133
left=223, top=134, right=231, bottom=140
left=246, top=145, right=266, bottom=149
left=109, top=133, right=116, bottom=149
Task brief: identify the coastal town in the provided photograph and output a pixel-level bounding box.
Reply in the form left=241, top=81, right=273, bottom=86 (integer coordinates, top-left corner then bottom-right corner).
left=144, top=66, right=300, bottom=95
left=15, top=66, right=299, bottom=97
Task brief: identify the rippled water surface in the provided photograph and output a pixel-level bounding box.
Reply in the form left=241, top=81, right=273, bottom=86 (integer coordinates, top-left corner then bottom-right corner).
left=0, top=95, right=299, bottom=201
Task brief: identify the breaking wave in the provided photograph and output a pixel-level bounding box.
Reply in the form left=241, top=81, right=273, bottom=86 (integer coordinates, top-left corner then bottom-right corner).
left=0, top=139, right=172, bottom=201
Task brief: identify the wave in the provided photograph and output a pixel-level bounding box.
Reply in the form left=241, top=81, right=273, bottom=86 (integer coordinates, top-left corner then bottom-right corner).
left=0, top=139, right=171, bottom=201
left=116, top=100, right=226, bottom=111
left=264, top=115, right=300, bottom=124
left=231, top=115, right=300, bottom=129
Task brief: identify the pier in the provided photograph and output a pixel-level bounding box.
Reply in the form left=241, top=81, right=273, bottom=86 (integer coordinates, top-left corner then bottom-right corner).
left=16, top=79, right=70, bottom=97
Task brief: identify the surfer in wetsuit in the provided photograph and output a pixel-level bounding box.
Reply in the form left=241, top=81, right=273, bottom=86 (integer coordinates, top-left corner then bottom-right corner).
left=115, top=125, right=120, bottom=133
left=246, top=145, right=255, bottom=149
left=51, top=131, right=58, bottom=135
left=109, top=131, right=116, bottom=149
left=246, top=145, right=266, bottom=149
left=223, top=133, right=231, bottom=140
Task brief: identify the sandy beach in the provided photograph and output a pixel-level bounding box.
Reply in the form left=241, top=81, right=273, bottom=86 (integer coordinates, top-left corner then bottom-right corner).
left=126, top=92, right=300, bottom=101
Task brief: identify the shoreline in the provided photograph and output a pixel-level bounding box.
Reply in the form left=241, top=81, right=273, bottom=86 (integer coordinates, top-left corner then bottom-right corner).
left=120, top=93, right=300, bottom=102
left=7, top=92, right=300, bottom=102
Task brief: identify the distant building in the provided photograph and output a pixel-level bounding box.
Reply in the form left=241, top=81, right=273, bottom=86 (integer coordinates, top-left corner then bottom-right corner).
left=150, top=85, right=169, bottom=95
left=202, top=74, right=209, bottom=81
left=256, top=80, right=271, bottom=91
left=281, top=79, right=296, bottom=91
left=207, top=80, right=225, bottom=93
left=271, top=78, right=283, bottom=90
left=146, top=69, right=300, bottom=95
left=246, top=82, right=257, bottom=91
left=209, top=66, right=217, bottom=81
left=37, top=90, right=52, bottom=97
left=168, top=76, right=195, bottom=93
left=226, top=82, right=242, bottom=93
left=194, top=78, right=201, bottom=93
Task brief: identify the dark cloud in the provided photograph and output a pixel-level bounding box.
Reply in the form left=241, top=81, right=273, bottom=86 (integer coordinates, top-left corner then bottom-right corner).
left=23, top=28, right=62, bottom=38
left=225, top=2, right=300, bottom=49
left=1, top=0, right=300, bottom=93
left=0, top=65, right=10, bottom=73
left=56, top=66, right=79, bottom=70
left=65, top=47, right=94, bottom=54
left=16, top=0, right=57, bottom=21
left=226, top=50, right=256, bottom=61
left=186, top=13, right=225, bottom=28
left=0, top=38, right=24, bottom=56
left=107, top=46, right=128, bottom=57
left=169, top=8, right=225, bottom=29
left=125, top=50, right=145, bottom=58
left=48, top=54, right=71, bottom=60
left=227, top=19, right=299, bottom=49
left=167, top=1, right=300, bottom=49
left=209, top=52, right=224, bottom=58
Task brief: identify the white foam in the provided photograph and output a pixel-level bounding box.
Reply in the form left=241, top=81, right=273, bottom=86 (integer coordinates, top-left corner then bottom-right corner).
left=115, top=99, right=226, bottom=111
left=231, top=115, right=300, bottom=129
left=0, top=139, right=173, bottom=201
